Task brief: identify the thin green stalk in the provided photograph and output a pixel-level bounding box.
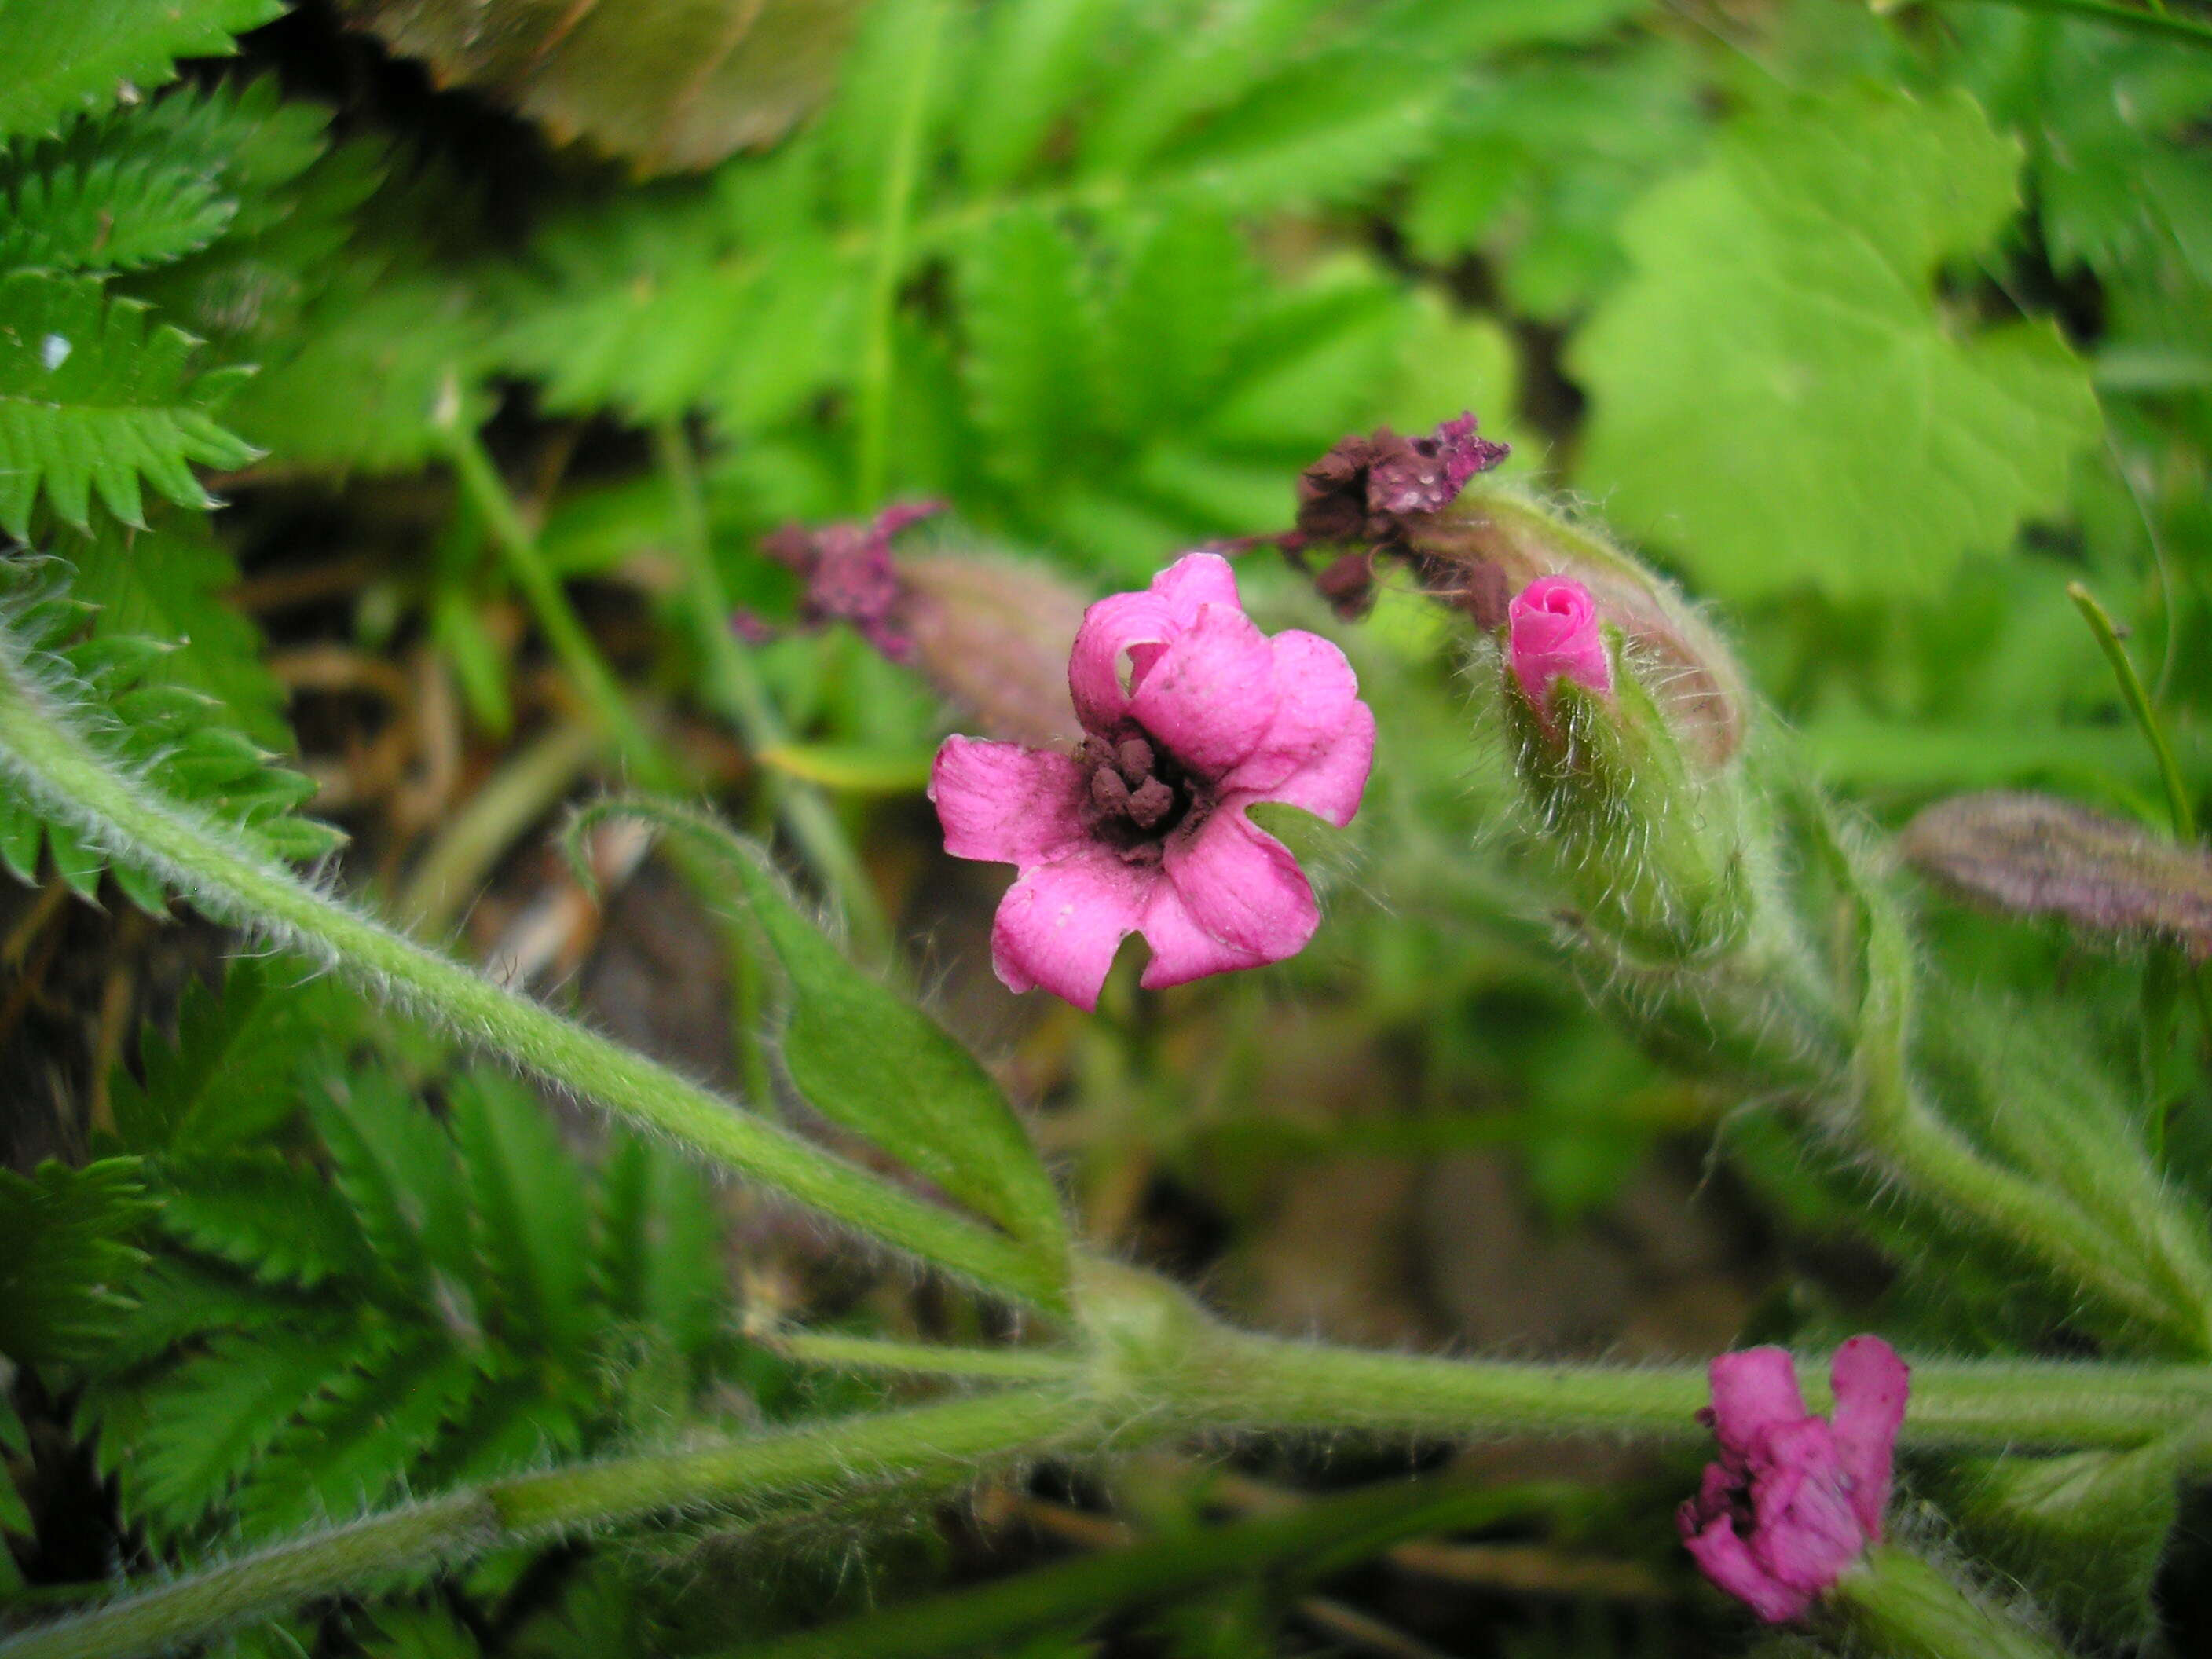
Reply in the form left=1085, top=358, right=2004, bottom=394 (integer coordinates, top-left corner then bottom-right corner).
left=0, top=1390, right=1098, bottom=1659
left=0, top=650, right=1067, bottom=1315
left=2069, top=582, right=2196, bottom=840
left=1942, top=0, right=2212, bottom=49
left=651, top=419, right=892, bottom=965
left=772, top=1331, right=1086, bottom=1382
left=397, top=718, right=600, bottom=931
left=441, top=425, right=677, bottom=790
left=854, top=0, right=946, bottom=509
left=718, top=1478, right=1558, bottom=1659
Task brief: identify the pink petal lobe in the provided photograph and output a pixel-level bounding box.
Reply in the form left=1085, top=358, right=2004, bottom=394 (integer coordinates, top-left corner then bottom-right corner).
left=1828, top=1335, right=1909, bottom=1541
left=1706, top=1347, right=1807, bottom=1463
left=1681, top=1514, right=1812, bottom=1624
left=1068, top=590, right=1177, bottom=731
left=1224, top=628, right=1375, bottom=826
left=1148, top=551, right=1243, bottom=622
left=1126, top=603, right=1278, bottom=778
left=990, top=849, right=1155, bottom=1012
left=1135, top=878, right=1269, bottom=990
left=931, top=737, right=1088, bottom=866
left=1158, top=807, right=1319, bottom=973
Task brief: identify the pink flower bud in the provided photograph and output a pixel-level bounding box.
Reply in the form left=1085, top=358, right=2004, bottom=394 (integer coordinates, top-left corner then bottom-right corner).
left=1679, top=1336, right=1910, bottom=1624
left=1507, top=577, right=1611, bottom=706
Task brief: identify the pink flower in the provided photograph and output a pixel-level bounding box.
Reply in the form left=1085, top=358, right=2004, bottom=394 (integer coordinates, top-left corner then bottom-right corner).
left=1679, top=1336, right=1910, bottom=1624
left=929, top=552, right=1375, bottom=1011
left=1507, top=576, right=1611, bottom=707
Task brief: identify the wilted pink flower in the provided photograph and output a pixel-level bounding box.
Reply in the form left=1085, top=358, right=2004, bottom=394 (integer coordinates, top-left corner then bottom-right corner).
left=1507, top=576, right=1611, bottom=707
left=1679, top=1336, right=1910, bottom=1624
left=755, top=500, right=945, bottom=663
left=930, top=552, right=1375, bottom=1011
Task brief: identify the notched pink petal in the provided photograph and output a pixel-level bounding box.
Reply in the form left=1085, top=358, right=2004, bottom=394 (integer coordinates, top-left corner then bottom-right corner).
left=1682, top=1515, right=1811, bottom=1625
left=1069, top=590, right=1177, bottom=731
left=1161, top=808, right=1319, bottom=968
left=1225, top=628, right=1374, bottom=826
left=990, top=850, right=1155, bottom=1012
left=1707, top=1347, right=1807, bottom=1462
left=1135, top=878, right=1268, bottom=991
left=930, top=737, right=1088, bottom=866
left=1752, top=1420, right=1862, bottom=1589
left=1127, top=604, right=1278, bottom=778
left=1829, top=1335, right=1909, bottom=1541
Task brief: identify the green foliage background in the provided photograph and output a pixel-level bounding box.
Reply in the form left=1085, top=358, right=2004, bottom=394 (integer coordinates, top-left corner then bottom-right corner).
left=2, top=0, right=2210, bottom=1655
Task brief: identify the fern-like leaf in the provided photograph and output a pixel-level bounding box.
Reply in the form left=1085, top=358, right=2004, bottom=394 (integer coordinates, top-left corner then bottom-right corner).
left=159, top=1152, right=376, bottom=1289
left=311, top=1070, right=479, bottom=1314
left=0, top=552, right=340, bottom=903
left=0, top=158, right=233, bottom=273
left=0, top=0, right=286, bottom=143
left=0, top=271, right=258, bottom=534
left=0, top=1157, right=154, bottom=1364
left=109, top=957, right=350, bottom=1155
left=449, top=1071, right=591, bottom=1357
left=595, top=1132, right=724, bottom=1358
left=131, top=1328, right=379, bottom=1534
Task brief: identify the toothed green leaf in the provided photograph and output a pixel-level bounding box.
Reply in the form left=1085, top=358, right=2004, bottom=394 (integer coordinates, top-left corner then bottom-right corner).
left=0, top=0, right=286, bottom=144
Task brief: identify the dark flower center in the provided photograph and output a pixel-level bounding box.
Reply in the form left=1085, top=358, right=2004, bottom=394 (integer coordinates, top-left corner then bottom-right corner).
left=1079, top=731, right=1199, bottom=863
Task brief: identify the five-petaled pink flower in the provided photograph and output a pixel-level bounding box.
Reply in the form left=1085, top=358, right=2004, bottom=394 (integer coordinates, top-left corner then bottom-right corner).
left=1679, top=1336, right=1910, bottom=1624
left=1507, top=576, right=1611, bottom=708
left=929, top=551, right=1375, bottom=1011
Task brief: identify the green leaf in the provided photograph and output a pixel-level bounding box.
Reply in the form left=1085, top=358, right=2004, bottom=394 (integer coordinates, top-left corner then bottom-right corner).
left=311, top=1070, right=477, bottom=1311
left=955, top=0, right=1130, bottom=192
left=131, top=1330, right=367, bottom=1533
left=1569, top=86, right=2104, bottom=599
left=577, top=800, right=1070, bottom=1267
left=595, top=1133, right=724, bottom=1359
left=959, top=207, right=1102, bottom=495
left=109, top=958, right=347, bottom=1155
left=222, top=268, right=488, bottom=475
left=338, top=0, right=865, bottom=174
left=1099, top=205, right=1256, bottom=434
left=0, top=270, right=258, bottom=536
left=159, top=1152, right=375, bottom=1289
left=0, top=1158, right=154, bottom=1364
left=0, top=0, right=284, bottom=143
left=448, top=1071, right=591, bottom=1356
left=0, top=155, right=232, bottom=273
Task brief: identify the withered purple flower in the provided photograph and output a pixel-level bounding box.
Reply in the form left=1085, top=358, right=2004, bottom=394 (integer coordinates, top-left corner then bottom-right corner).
left=755, top=500, right=946, bottom=664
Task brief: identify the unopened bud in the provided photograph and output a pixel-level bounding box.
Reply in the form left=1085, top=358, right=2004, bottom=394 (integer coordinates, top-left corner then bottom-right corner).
left=1899, top=792, right=2212, bottom=958
left=1499, top=577, right=1749, bottom=963
left=898, top=554, right=1087, bottom=750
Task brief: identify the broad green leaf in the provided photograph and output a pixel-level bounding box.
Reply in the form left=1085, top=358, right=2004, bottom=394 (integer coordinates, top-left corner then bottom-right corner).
left=449, top=1072, right=592, bottom=1356
left=577, top=800, right=1070, bottom=1267
left=0, top=271, right=258, bottom=536
left=1569, top=86, right=2103, bottom=599
left=0, top=0, right=284, bottom=143
left=337, top=0, right=865, bottom=174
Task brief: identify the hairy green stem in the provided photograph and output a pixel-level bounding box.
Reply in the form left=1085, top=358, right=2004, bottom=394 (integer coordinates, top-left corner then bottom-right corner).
left=772, top=1331, right=1086, bottom=1382
left=0, top=650, right=1066, bottom=1313
left=651, top=420, right=892, bottom=964
left=442, top=425, right=677, bottom=790
left=1831, top=1547, right=2069, bottom=1659
left=0, top=1390, right=1097, bottom=1659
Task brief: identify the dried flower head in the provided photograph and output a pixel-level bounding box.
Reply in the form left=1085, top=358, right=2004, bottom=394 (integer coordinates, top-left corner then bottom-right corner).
left=756, top=500, right=945, bottom=663
left=929, top=552, right=1375, bottom=1011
